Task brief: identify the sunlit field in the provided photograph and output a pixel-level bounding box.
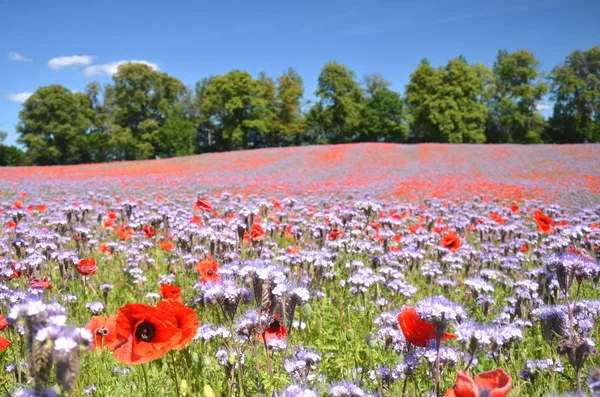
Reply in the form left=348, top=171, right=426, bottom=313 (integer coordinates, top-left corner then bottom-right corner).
left=1, top=143, right=600, bottom=397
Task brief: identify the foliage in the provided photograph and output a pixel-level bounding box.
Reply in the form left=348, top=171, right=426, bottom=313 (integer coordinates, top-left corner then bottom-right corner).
left=16, top=85, right=93, bottom=165
left=490, top=49, right=549, bottom=143
left=548, top=46, right=600, bottom=143
left=5, top=47, right=600, bottom=166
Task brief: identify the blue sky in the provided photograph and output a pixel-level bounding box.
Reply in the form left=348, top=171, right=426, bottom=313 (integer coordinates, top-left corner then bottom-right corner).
left=1, top=0, right=599, bottom=146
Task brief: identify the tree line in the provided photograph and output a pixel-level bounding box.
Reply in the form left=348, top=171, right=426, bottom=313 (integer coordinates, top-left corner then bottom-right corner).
left=1, top=46, right=599, bottom=166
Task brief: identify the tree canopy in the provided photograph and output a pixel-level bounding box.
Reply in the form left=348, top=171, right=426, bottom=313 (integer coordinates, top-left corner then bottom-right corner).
left=5, top=46, right=599, bottom=166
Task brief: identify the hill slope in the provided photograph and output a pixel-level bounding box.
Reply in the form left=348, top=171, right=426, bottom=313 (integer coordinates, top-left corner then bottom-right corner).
left=1, top=143, right=598, bottom=205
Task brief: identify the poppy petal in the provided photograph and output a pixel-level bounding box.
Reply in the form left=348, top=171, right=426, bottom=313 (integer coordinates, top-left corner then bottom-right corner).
left=451, top=370, right=479, bottom=397
left=474, top=369, right=512, bottom=397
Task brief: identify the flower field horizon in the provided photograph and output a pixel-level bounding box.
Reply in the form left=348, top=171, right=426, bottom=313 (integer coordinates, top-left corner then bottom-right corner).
left=1, top=143, right=600, bottom=397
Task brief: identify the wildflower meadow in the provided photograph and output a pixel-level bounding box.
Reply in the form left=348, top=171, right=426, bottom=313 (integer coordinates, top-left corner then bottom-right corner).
left=1, top=143, right=600, bottom=397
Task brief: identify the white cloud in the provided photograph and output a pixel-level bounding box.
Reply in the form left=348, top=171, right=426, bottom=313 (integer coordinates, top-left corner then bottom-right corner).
left=48, top=55, right=95, bottom=70
left=8, top=51, right=32, bottom=62
left=83, top=60, right=159, bottom=76
left=536, top=103, right=551, bottom=111
left=8, top=92, right=33, bottom=103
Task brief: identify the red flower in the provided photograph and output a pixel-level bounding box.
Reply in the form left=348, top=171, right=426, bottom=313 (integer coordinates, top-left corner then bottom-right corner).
left=196, top=255, right=219, bottom=283
left=101, top=218, right=114, bottom=229
left=113, top=304, right=182, bottom=365
left=534, top=210, right=553, bottom=234
left=115, top=223, right=134, bottom=241
left=441, top=232, right=461, bottom=252
left=257, top=316, right=287, bottom=344
left=286, top=245, right=299, bottom=255
left=327, top=228, right=343, bottom=241
left=142, top=225, right=156, bottom=238
left=76, top=258, right=98, bottom=276
left=30, top=277, right=52, bottom=290
left=156, top=300, right=199, bottom=350
left=0, top=315, right=7, bottom=330
left=397, top=307, right=456, bottom=348
left=37, top=204, right=47, bottom=213
left=7, top=221, right=17, bottom=230
left=13, top=200, right=23, bottom=210
left=190, top=215, right=202, bottom=226
left=0, top=336, right=10, bottom=352
left=251, top=223, right=265, bottom=241
left=86, top=316, right=119, bottom=351
left=108, top=211, right=118, bottom=220
left=160, top=240, right=176, bottom=252
left=510, top=204, right=519, bottom=213
left=444, top=369, right=512, bottom=397
left=194, top=198, right=212, bottom=213
left=160, top=284, right=183, bottom=303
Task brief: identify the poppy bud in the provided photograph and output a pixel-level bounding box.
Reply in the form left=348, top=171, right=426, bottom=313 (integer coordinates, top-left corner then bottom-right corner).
left=179, top=379, right=188, bottom=396
left=203, top=355, right=212, bottom=368
left=301, top=304, right=313, bottom=319
left=191, top=352, right=200, bottom=364
left=346, top=329, right=355, bottom=342
left=203, top=385, right=216, bottom=397
left=228, top=352, right=236, bottom=366
left=366, top=332, right=378, bottom=349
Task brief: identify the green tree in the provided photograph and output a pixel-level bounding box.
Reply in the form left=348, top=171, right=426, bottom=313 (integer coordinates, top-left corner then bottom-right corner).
left=313, top=62, right=363, bottom=143
left=109, top=63, right=185, bottom=160
left=17, top=85, right=93, bottom=165
left=0, top=131, right=25, bottom=166
left=200, top=71, right=270, bottom=151
left=358, top=75, right=407, bottom=142
left=492, top=49, right=549, bottom=143
left=272, top=68, right=306, bottom=146
left=405, top=59, right=443, bottom=142
left=157, top=117, right=195, bottom=157
left=406, top=58, right=487, bottom=143
left=548, top=46, right=600, bottom=143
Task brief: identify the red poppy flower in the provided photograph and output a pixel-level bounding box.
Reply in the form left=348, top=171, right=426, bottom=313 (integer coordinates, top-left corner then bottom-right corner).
left=160, top=240, right=175, bottom=252
left=142, top=225, right=156, bottom=238
left=160, top=284, right=183, bottom=303
left=510, top=205, right=520, bottom=213
left=76, top=258, right=98, bottom=276
left=190, top=215, right=202, bottom=226
left=115, top=223, right=134, bottom=241
left=327, top=228, right=343, bottom=241
left=101, top=218, right=114, bottom=229
left=86, top=316, right=119, bottom=351
left=196, top=255, right=219, bottom=283
left=519, top=243, right=529, bottom=253
left=251, top=223, right=265, bottom=241
left=534, top=210, right=553, bottom=233
left=0, top=315, right=8, bottom=330
left=108, top=211, right=118, bottom=220
left=0, top=336, right=10, bottom=352
left=13, top=200, right=23, bottom=210
left=30, top=277, right=52, bottom=290
left=194, top=198, right=212, bottom=213
left=397, top=307, right=456, bottom=348
left=7, top=221, right=17, bottom=230
left=19, top=192, right=27, bottom=198
left=444, top=369, right=512, bottom=397
left=37, top=204, right=47, bottom=213
left=286, top=245, right=299, bottom=255
left=441, top=232, right=461, bottom=252
left=156, top=300, right=199, bottom=350
left=257, top=316, right=287, bottom=344
left=113, top=304, right=182, bottom=365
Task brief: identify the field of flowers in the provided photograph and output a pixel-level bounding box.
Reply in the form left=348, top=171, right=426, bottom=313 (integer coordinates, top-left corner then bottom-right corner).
left=1, top=143, right=600, bottom=397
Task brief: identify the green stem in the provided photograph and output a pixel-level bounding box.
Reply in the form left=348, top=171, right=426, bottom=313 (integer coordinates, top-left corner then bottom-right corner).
left=13, top=326, right=21, bottom=385
left=142, top=363, right=150, bottom=396
left=170, top=351, right=181, bottom=397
